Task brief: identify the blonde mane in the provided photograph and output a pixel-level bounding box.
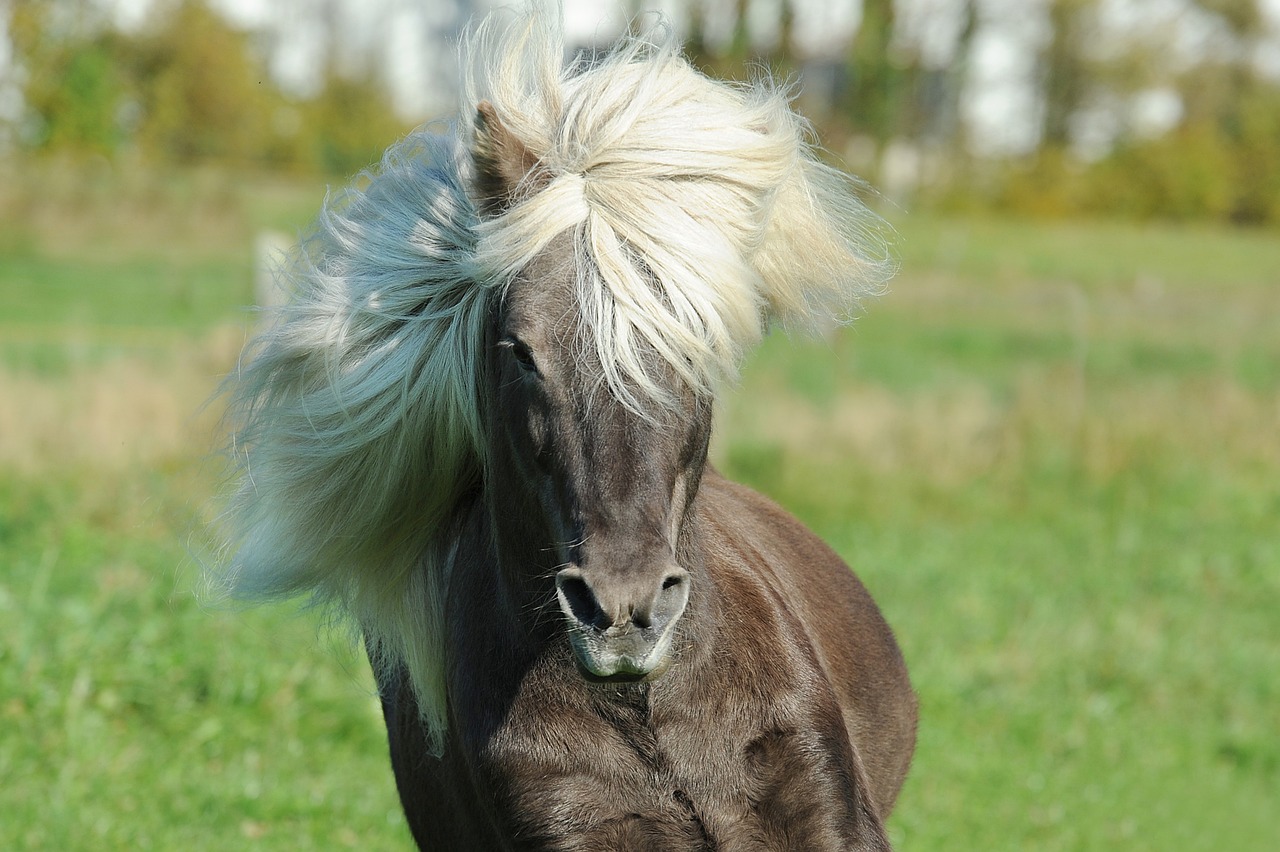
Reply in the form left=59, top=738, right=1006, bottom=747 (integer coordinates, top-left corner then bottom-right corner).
left=216, top=8, right=893, bottom=754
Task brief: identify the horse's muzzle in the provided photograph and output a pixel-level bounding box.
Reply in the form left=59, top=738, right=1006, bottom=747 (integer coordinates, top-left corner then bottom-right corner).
left=555, top=565, right=689, bottom=680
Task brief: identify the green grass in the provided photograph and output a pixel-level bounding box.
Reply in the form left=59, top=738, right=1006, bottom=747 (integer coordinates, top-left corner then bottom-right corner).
left=0, top=474, right=405, bottom=848
left=1, top=171, right=1276, bottom=849
left=0, top=251, right=252, bottom=330
left=715, top=214, right=1280, bottom=849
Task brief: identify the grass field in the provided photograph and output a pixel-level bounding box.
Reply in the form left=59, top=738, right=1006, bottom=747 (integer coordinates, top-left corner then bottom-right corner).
left=2, top=164, right=1277, bottom=849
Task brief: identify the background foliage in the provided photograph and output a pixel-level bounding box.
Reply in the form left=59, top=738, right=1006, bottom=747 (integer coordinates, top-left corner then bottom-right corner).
left=4, top=0, right=1280, bottom=223
left=7, top=0, right=406, bottom=174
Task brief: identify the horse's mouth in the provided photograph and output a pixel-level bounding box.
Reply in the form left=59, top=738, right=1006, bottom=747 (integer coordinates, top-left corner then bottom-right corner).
left=565, top=625, right=677, bottom=684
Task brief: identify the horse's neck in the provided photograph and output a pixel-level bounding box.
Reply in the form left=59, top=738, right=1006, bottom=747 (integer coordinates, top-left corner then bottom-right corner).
left=468, top=478, right=564, bottom=618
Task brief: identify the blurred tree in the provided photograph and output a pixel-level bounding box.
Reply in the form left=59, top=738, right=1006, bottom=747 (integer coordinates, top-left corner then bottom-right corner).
left=682, top=0, right=710, bottom=67
left=1038, top=0, right=1097, bottom=149
left=288, top=0, right=410, bottom=174
left=1083, top=0, right=1280, bottom=224
left=943, top=0, right=977, bottom=145
left=4, top=0, right=1276, bottom=222
left=26, top=37, right=126, bottom=153
left=4, top=0, right=409, bottom=174
left=680, top=0, right=797, bottom=81
left=846, top=0, right=899, bottom=151
left=974, top=0, right=1280, bottom=225
left=1229, top=84, right=1280, bottom=223
left=1082, top=123, right=1235, bottom=220
left=9, top=0, right=128, bottom=154
left=1194, top=0, right=1264, bottom=34
left=129, top=0, right=276, bottom=164
left=305, top=70, right=406, bottom=175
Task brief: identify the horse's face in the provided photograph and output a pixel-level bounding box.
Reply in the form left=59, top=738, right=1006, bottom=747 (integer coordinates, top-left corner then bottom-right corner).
left=488, top=232, right=711, bottom=682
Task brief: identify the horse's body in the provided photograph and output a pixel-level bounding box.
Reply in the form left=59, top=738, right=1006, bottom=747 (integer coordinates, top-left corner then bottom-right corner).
left=218, top=10, right=915, bottom=850
left=381, top=471, right=914, bottom=850
left=376, top=231, right=916, bottom=849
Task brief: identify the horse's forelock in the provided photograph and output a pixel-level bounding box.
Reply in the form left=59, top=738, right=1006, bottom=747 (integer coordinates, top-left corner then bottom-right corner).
left=464, top=9, right=894, bottom=414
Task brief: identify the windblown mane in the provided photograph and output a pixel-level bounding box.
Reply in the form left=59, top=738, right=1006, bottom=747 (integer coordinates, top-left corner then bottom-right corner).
left=216, top=8, right=892, bottom=753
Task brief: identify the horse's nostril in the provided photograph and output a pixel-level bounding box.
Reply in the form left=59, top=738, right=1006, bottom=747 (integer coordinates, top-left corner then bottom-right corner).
left=558, top=566, right=690, bottom=635
left=556, top=573, right=606, bottom=629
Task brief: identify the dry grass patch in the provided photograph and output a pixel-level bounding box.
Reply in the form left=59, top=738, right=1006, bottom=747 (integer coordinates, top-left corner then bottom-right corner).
left=716, top=366, right=1280, bottom=489
left=0, top=327, right=244, bottom=475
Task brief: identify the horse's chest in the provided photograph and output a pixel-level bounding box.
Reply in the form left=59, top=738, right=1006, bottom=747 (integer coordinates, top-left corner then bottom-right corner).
left=469, top=689, right=853, bottom=851
left=446, top=582, right=863, bottom=848
left=478, top=705, right=742, bottom=850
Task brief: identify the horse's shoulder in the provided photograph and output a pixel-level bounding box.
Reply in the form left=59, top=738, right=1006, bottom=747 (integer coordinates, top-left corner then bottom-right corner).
left=694, top=467, right=846, bottom=572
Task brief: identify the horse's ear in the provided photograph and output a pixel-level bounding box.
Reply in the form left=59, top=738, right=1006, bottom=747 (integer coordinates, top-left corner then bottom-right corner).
left=472, top=101, right=545, bottom=217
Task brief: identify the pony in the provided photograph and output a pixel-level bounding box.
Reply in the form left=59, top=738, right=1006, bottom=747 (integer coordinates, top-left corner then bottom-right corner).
left=216, top=8, right=916, bottom=850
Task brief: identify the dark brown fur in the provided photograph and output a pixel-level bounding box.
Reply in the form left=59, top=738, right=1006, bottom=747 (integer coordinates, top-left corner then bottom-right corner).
left=371, top=106, right=917, bottom=851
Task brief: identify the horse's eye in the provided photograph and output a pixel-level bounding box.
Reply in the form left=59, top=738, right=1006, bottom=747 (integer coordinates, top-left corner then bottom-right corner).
left=501, top=336, right=539, bottom=376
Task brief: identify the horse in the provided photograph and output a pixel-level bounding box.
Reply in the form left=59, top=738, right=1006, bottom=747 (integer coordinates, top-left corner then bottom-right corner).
left=216, top=9, right=916, bottom=850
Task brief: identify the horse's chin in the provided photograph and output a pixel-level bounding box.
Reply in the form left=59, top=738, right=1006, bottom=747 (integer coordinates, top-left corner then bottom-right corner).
left=573, top=653, right=674, bottom=685
left=566, top=628, right=677, bottom=684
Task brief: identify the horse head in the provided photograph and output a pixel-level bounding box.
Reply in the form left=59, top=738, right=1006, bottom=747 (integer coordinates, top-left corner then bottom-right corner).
left=470, top=99, right=706, bottom=680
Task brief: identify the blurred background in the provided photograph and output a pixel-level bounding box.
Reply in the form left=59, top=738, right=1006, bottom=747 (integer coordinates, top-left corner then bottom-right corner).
left=5, top=0, right=1280, bottom=217
left=0, top=1, right=1276, bottom=849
